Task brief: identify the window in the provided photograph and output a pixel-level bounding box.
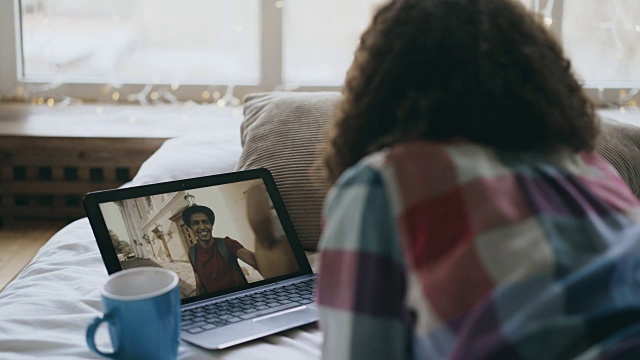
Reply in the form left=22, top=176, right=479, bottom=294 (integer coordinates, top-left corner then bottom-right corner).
left=530, top=0, right=640, bottom=105
left=20, top=0, right=261, bottom=85
left=145, top=196, right=154, bottom=211
left=0, top=0, right=382, bottom=102
left=283, top=0, right=386, bottom=86
left=561, top=0, right=640, bottom=86
left=0, top=0, right=638, bottom=105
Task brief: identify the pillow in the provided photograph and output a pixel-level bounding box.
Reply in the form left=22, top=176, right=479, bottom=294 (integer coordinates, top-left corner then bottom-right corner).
left=235, top=92, right=342, bottom=250
left=594, top=117, right=640, bottom=199
left=129, top=131, right=242, bottom=187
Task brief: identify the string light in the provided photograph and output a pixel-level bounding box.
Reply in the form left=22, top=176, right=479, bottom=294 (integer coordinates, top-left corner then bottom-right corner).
left=275, top=1, right=284, bottom=9
left=201, top=91, right=211, bottom=99
left=46, top=98, right=55, bottom=106
left=112, top=92, right=120, bottom=101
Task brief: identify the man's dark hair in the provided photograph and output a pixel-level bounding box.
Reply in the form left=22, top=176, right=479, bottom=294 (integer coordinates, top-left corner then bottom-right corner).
left=181, top=205, right=215, bottom=226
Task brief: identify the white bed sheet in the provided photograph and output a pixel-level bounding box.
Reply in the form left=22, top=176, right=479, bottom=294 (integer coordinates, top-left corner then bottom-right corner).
left=0, top=220, right=322, bottom=359
left=0, top=129, right=323, bottom=359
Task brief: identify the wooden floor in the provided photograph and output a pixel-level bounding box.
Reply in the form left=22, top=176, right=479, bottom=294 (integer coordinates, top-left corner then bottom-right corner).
left=0, top=221, right=66, bottom=292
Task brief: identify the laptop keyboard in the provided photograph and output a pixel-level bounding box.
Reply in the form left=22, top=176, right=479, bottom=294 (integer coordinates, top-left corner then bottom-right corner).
left=181, top=278, right=316, bottom=334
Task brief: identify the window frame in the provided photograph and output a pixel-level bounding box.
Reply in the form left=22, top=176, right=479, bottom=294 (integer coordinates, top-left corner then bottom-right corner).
left=0, top=0, right=21, bottom=100
left=0, top=0, right=636, bottom=105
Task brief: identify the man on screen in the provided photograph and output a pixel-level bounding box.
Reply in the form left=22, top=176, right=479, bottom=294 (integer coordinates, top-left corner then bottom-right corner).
left=182, top=205, right=259, bottom=295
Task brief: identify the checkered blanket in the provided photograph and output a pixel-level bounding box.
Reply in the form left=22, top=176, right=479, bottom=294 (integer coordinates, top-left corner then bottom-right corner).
left=317, top=140, right=640, bottom=360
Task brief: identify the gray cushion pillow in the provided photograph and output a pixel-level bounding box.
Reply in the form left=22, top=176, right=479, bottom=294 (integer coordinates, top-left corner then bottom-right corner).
left=594, top=117, right=640, bottom=199
left=235, top=92, right=341, bottom=250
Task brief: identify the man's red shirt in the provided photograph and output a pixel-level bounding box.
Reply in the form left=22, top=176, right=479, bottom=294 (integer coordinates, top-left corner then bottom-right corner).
left=191, top=237, right=246, bottom=293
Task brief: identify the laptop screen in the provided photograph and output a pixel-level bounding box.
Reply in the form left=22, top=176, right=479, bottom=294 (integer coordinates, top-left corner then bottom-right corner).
left=85, top=170, right=310, bottom=303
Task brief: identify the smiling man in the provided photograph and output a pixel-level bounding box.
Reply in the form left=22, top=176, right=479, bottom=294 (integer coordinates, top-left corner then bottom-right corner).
left=181, top=205, right=259, bottom=295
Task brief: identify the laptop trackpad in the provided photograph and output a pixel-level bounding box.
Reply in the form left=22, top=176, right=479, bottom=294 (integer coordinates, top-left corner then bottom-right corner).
left=254, top=306, right=318, bottom=329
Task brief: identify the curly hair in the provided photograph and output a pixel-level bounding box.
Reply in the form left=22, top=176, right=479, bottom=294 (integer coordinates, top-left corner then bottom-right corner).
left=323, top=0, right=597, bottom=184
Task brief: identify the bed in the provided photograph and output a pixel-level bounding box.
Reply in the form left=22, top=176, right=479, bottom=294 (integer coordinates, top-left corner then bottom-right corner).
left=1, top=90, right=639, bottom=359
left=0, top=91, right=341, bottom=359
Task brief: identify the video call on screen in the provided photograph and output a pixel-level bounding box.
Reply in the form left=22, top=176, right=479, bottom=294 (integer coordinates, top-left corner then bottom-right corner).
left=99, top=179, right=299, bottom=299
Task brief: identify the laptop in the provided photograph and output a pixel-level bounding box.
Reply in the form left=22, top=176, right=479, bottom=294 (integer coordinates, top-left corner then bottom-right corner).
left=83, top=168, right=318, bottom=350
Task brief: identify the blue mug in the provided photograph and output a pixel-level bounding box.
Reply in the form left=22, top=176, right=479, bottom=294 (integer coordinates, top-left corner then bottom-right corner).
left=86, top=267, right=180, bottom=360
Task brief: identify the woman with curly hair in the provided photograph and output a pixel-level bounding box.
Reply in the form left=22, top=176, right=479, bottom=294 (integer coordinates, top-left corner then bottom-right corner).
left=316, top=0, right=640, bottom=359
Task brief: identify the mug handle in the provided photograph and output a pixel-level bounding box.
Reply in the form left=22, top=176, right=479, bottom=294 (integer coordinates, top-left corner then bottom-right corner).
left=86, top=314, right=118, bottom=358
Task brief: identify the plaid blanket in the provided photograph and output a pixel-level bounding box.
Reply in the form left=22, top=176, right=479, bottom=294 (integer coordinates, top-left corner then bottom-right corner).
left=317, top=140, right=640, bottom=360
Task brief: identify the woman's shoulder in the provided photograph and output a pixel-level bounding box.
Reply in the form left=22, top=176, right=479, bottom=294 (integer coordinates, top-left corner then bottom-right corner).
left=344, top=140, right=631, bottom=200
left=330, top=140, right=501, bottom=214
left=361, top=139, right=504, bottom=169
left=350, top=140, right=507, bottom=188
left=358, top=140, right=618, bottom=180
